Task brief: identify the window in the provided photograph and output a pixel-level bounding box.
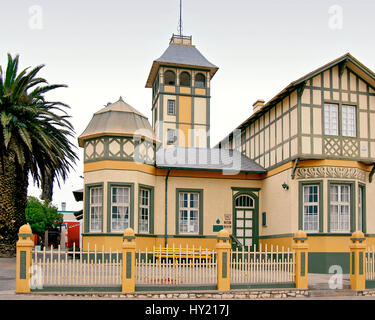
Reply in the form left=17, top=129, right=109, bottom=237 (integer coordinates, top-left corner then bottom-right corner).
left=167, top=100, right=176, bottom=115
left=195, top=73, right=206, bottom=88
left=324, top=103, right=338, bottom=135
left=329, top=185, right=350, bottom=232
left=90, top=187, right=103, bottom=232
left=178, top=192, right=199, bottom=234
left=164, top=70, right=176, bottom=85
left=167, top=129, right=177, bottom=145
left=342, top=105, right=356, bottom=137
left=179, top=72, right=191, bottom=87
left=111, top=187, right=130, bottom=231
left=302, top=185, right=319, bottom=232
left=139, top=188, right=150, bottom=234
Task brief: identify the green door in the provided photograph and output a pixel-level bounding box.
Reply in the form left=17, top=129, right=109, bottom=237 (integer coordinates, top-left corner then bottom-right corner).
left=233, top=194, right=258, bottom=250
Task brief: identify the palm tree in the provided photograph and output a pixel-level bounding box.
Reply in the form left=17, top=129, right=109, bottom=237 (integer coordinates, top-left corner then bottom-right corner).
left=0, top=54, right=77, bottom=256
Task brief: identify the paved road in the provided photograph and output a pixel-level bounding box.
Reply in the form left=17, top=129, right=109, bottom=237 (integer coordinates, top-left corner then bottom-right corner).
left=1, top=257, right=375, bottom=300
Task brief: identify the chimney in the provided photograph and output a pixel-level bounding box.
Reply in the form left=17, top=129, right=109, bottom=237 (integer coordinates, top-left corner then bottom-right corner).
left=252, top=99, right=265, bottom=113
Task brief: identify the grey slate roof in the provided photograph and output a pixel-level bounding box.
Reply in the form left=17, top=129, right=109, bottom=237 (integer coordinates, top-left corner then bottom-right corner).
left=78, top=97, right=156, bottom=146
left=156, top=44, right=218, bottom=70
left=156, top=147, right=266, bottom=173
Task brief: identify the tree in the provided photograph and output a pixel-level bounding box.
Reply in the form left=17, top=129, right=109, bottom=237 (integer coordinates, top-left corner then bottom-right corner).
left=25, top=196, right=63, bottom=238
left=0, top=54, right=77, bottom=256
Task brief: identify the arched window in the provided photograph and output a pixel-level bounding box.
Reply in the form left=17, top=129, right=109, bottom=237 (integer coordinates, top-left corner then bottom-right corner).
left=235, top=195, right=254, bottom=208
left=179, top=72, right=191, bottom=87
left=164, top=70, right=176, bottom=86
left=195, top=73, right=206, bottom=88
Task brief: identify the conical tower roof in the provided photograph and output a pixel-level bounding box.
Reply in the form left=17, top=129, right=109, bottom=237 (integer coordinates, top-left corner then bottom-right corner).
left=78, top=97, right=156, bottom=147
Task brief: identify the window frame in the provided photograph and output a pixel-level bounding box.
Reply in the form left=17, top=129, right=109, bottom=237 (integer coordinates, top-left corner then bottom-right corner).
left=138, top=184, right=154, bottom=234
left=358, top=183, right=366, bottom=233
left=84, top=183, right=104, bottom=233
left=167, top=99, right=176, bottom=115
left=107, top=182, right=134, bottom=233
left=167, top=129, right=177, bottom=145
left=176, top=188, right=203, bottom=236
left=327, top=180, right=355, bottom=233
left=194, top=73, right=206, bottom=88
left=298, top=180, right=323, bottom=233
left=164, top=70, right=176, bottom=86
left=179, top=71, right=191, bottom=87
left=323, top=102, right=358, bottom=138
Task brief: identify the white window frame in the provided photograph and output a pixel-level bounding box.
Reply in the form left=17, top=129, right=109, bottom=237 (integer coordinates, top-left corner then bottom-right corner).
left=302, top=185, right=320, bottom=233
left=179, top=192, right=199, bottom=235
left=329, top=184, right=351, bottom=233
left=324, top=103, right=339, bottom=135
left=89, top=187, right=103, bottom=232
left=342, top=104, right=356, bottom=137
left=139, top=188, right=150, bottom=234
left=111, top=186, right=130, bottom=232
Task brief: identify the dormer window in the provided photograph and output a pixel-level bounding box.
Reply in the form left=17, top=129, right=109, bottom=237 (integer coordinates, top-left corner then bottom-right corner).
left=179, top=72, right=191, bottom=87
left=164, top=70, right=176, bottom=86
left=195, top=73, right=206, bottom=88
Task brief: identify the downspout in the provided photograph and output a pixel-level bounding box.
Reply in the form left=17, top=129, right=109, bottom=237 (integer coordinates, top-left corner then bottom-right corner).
left=291, top=158, right=299, bottom=180
left=164, top=169, right=171, bottom=247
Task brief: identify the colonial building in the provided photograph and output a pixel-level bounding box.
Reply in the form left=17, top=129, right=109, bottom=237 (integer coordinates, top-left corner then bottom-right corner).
left=78, top=33, right=375, bottom=273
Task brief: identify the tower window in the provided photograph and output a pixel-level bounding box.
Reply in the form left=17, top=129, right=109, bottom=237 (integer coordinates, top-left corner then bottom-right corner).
left=179, top=72, right=191, bottom=87
left=167, top=129, right=177, bottom=145
left=167, top=100, right=176, bottom=115
left=195, top=73, right=206, bottom=88
left=164, top=70, right=176, bottom=86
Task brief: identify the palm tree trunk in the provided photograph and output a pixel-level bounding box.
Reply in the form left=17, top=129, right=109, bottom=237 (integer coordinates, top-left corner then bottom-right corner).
left=41, top=169, right=54, bottom=202
left=0, top=153, right=28, bottom=257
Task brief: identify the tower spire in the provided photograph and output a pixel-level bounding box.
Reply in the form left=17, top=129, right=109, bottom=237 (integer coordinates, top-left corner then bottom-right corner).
left=178, top=0, right=183, bottom=36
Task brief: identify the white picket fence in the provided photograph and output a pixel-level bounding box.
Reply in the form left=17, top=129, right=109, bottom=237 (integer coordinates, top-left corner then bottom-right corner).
left=366, top=246, right=375, bottom=280
left=31, top=244, right=122, bottom=287
left=135, top=245, right=217, bottom=286
left=231, top=244, right=295, bottom=284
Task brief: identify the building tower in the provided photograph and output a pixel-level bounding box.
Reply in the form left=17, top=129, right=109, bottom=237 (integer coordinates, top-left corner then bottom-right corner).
left=146, top=34, right=218, bottom=149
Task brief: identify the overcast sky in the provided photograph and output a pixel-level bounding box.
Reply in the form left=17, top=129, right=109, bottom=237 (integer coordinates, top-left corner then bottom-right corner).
left=1, top=0, right=375, bottom=211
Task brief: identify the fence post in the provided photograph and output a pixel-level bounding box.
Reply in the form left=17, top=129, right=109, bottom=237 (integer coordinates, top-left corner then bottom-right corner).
left=216, top=229, right=231, bottom=291
left=350, top=231, right=366, bottom=290
left=122, top=228, right=136, bottom=293
left=16, top=224, right=34, bottom=293
left=292, top=230, right=308, bottom=289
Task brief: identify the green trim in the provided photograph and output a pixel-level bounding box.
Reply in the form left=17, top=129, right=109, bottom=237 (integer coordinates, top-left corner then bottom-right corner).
left=358, top=183, right=367, bottom=233
left=82, top=233, right=219, bottom=239
left=352, top=252, right=355, bottom=275
left=231, top=283, right=296, bottom=290
left=126, top=252, right=132, bottom=279
left=135, top=285, right=217, bottom=292
left=366, top=280, right=375, bottom=289
left=31, top=286, right=122, bottom=292
left=84, top=183, right=104, bottom=233
left=301, top=252, right=306, bottom=277
left=327, top=180, right=356, bottom=233
left=175, top=188, right=204, bottom=236
left=259, top=234, right=294, bottom=239
left=231, top=187, right=261, bottom=192
left=298, top=180, right=323, bottom=233
left=20, top=251, right=26, bottom=280
left=107, top=182, right=135, bottom=232
left=138, top=184, right=154, bottom=234
left=359, top=251, right=364, bottom=275
left=222, top=252, right=228, bottom=279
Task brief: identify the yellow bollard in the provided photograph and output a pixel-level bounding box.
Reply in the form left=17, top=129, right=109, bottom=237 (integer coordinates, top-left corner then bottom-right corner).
left=292, top=230, right=309, bottom=289
left=350, top=231, right=366, bottom=290
left=122, top=228, right=136, bottom=293
left=216, top=229, right=231, bottom=291
left=16, top=224, right=34, bottom=293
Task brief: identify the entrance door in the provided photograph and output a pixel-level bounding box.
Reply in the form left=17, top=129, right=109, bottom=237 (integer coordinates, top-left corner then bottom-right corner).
left=234, top=194, right=257, bottom=250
